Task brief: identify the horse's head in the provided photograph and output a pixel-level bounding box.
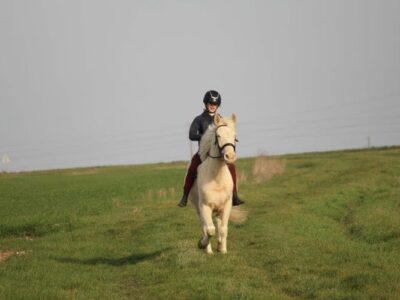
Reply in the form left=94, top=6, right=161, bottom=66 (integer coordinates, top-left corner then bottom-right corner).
left=213, top=114, right=237, bottom=164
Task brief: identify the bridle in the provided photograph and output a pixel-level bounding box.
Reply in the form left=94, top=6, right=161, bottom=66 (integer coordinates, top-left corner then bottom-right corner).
left=207, top=124, right=238, bottom=159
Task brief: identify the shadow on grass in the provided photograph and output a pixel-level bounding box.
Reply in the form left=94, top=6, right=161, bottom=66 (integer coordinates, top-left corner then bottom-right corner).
left=54, top=248, right=169, bottom=266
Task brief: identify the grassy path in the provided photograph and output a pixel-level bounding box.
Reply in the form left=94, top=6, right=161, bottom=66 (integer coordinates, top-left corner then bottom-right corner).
left=1, top=147, right=399, bottom=299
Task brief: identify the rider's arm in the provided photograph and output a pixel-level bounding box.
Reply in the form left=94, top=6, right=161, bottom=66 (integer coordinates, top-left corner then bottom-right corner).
left=189, top=117, right=201, bottom=141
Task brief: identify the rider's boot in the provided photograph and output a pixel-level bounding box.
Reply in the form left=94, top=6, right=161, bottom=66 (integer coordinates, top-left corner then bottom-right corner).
left=232, top=192, right=245, bottom=206
left=178, top=193, right=189, bottom=207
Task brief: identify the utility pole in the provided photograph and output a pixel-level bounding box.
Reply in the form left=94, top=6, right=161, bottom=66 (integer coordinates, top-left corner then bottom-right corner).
left=367, top=136, right=371, bottom=148
left=187, top=122, right=193, bottom=160
left=189, top=140, right=193, bottom=159
left=1, top=154, right=11, bottom=172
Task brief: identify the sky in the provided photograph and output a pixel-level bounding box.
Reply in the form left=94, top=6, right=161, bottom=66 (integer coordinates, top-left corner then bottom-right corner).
left=1, top=0, right=399, bottom=172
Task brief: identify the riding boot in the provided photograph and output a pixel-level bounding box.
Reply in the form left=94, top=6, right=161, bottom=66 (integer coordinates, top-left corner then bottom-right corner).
left=178, top=193, right=189, bottom=207
left=232, top=192, right=245, bottom=206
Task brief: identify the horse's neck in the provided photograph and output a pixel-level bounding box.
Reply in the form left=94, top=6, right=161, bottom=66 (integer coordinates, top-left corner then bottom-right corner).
left=205, top=145, right=227, bottom=177
left=208, top=142, right=220, bottom=159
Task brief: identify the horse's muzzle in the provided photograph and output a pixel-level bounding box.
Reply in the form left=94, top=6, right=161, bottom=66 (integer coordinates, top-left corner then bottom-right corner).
left=223, top=151, right=237, bottom=164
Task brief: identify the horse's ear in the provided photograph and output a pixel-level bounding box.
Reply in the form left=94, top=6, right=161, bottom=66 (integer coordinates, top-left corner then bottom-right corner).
left=231, top=113, right=237, bottom=123
left=214, top=114, right=221, bottom=125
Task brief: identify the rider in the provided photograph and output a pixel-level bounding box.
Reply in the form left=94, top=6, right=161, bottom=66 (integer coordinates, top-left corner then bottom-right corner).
left=178, top=90, right=246, bottom=207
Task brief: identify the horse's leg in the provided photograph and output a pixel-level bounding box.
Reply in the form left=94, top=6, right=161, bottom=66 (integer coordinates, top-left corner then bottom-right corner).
left=216, top=214, right=223, bottom=249
left=217, top=200, right=232, bottom=254
left=198, top=204, right=215, bottom=254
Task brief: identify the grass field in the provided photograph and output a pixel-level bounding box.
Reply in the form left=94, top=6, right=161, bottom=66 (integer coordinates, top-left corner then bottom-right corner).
left=1, top=146, right=400, bottom=299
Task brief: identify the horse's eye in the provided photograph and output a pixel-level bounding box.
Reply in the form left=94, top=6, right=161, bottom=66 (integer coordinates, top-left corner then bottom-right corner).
left=235, top=138, right=239, bottom=142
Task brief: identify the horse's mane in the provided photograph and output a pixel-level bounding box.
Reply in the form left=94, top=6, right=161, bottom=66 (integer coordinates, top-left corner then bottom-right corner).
left=199, top=115, right=236, bottom=162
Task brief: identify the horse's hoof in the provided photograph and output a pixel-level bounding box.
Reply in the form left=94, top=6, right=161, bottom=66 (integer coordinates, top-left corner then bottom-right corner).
left=198, top=239, right=207, bottom=249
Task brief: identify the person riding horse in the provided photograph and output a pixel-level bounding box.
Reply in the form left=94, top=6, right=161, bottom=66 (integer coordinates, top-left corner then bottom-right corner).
left=178, top=90, right=245, bottom=207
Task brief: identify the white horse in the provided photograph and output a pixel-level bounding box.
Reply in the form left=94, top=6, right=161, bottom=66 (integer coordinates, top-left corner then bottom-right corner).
left=189, top=113, right=246, bottom=254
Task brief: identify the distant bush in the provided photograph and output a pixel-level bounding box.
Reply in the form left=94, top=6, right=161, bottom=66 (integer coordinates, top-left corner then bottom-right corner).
left=252, top=155, right=286, bottom=183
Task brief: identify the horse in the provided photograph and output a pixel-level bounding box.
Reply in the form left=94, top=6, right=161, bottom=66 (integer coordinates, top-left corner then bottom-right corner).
left=189, top=113, right=247, bottom=254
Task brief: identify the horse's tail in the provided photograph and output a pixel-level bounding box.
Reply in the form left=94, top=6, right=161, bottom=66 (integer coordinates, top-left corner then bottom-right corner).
left=229, top=207, right=248, bottom=224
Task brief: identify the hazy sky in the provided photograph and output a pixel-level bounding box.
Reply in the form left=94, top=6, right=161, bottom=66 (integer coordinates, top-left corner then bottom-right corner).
left=1, top=0, right=399, bottom=172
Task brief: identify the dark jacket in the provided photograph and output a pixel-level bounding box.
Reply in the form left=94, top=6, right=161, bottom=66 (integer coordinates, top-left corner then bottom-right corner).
left=189, top=110, right=215, bottom=142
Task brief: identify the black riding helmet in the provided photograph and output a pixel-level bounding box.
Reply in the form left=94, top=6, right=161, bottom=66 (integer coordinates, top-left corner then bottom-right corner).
left=203, top=90, right=221, bottom=107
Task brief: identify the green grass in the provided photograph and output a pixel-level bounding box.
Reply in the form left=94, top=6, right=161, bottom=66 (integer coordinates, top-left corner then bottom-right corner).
left=1, top=147, right=400, bottom=299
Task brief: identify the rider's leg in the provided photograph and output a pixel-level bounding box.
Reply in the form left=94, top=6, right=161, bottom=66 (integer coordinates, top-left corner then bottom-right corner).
left=178, top=153, right=202, bottom=207
left=227, top=164, right=245, bottom=206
